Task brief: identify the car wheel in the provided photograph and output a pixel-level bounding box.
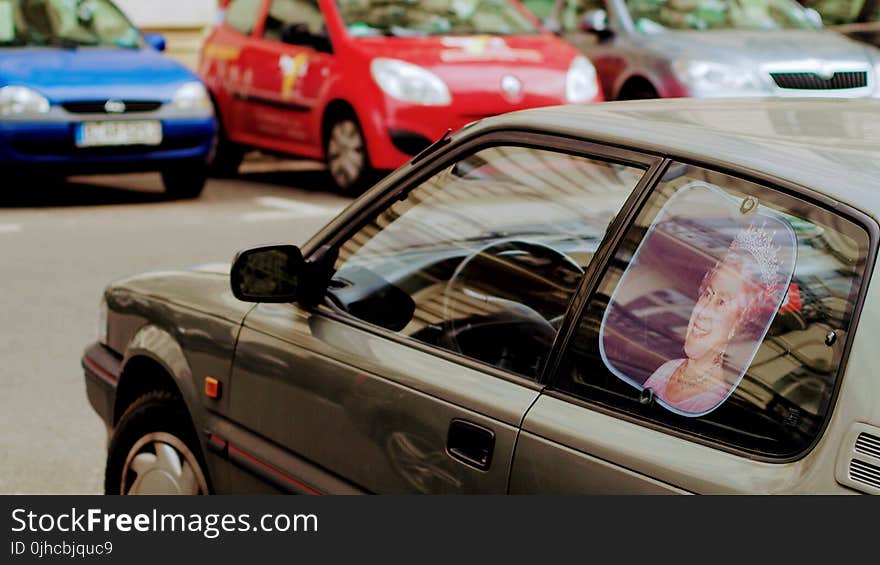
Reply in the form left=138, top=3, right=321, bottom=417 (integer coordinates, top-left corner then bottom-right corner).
left=105, top=391, right=210, bottom=495
left=209, top=120, right=245, bottom=178
left=324, top=112, right=373, bottom=194
left=617, top=81, right=659, bottom=101
left=161, top=163, right=207, bottom=199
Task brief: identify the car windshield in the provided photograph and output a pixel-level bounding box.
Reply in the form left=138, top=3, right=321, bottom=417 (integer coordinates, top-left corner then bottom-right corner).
left=0, top=0, right=143, bottom=48
left=624, top=0, right=816, bottom=31
left=806, top=0, right=880, bottom=24
left=334, top=0, right=539, bottom=36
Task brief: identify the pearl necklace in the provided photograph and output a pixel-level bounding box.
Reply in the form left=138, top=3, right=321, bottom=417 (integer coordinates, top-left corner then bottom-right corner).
left=671, top=359, right=718, bottom=390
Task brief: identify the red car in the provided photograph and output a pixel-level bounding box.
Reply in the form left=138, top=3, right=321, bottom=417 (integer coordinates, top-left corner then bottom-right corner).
left=201, top=0, right=601, bottom=192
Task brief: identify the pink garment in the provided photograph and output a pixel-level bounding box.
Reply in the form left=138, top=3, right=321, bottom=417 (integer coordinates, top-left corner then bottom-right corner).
left=643, top=359, right=729, bottom=415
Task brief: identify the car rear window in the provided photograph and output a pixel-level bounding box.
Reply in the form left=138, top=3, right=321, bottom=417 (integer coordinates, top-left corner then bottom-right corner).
left=555, top=162, right=873, bottom=459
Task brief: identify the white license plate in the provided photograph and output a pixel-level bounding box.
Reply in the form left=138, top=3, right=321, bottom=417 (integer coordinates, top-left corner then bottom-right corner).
left=75, top=120, right=163, bottom=148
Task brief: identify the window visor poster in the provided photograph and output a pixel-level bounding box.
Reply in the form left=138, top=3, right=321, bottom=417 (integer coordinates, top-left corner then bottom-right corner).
left=599, top=182, right=797, bottom=417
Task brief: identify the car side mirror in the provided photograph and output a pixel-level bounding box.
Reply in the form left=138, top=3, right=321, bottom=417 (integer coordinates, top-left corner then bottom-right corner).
left=143, top=32, right=167, bottom=52
left=580, top=10, right=609, bottom=35
left=231, top=245, right=304, bottom=303
left=803, top=8, right=823, bottom=29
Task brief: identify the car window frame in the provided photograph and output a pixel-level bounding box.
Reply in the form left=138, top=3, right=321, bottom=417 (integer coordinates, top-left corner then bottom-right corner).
left=297, top=129, right=666, bottom=389
left=543, top=155, right=879, bottom=464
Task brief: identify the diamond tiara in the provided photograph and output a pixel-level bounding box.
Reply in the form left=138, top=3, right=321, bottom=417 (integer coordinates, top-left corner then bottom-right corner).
left=730, top=224, right=783, bottom=290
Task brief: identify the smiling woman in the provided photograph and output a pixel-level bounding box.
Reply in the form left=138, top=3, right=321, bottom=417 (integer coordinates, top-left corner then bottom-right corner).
left=599, top=182, right=797, bottom=416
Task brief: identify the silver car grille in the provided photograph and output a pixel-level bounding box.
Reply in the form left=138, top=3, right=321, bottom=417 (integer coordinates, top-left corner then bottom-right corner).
left=770, top=71, right=868, bottom=90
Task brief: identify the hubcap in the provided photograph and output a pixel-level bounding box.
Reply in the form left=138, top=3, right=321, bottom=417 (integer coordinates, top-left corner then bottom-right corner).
left=327, top=119, right=365, bottom=190
left=121, top=432, right=208, bottom=495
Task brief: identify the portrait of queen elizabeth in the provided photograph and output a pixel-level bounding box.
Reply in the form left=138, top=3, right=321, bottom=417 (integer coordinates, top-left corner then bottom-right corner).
left=599, top=182, right=797, bottom=417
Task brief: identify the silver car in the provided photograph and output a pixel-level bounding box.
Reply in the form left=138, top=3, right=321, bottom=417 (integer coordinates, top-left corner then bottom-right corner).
left=527, top=0, right=880, bottom=99
left=85, top=98, right=880, bottom=494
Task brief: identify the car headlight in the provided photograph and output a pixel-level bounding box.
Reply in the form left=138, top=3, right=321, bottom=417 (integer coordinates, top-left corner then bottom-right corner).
left=97, top=297, right=109, bottom=346
left=0, top=86, right=50, bottom=117
left=566, top=56, right=599, bottom=103
left=371, top=58, right=451, bottom=106
left=672, top=60, right=764, bottom=95
left=171, top=81, right=212, bottom=113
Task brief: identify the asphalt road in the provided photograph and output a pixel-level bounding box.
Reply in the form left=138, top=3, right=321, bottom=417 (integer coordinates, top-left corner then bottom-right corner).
left=0, top=161, right=353, bottom=494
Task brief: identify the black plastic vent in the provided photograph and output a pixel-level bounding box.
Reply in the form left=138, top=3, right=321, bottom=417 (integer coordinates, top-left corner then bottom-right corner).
left=850, top=459, right=880, bottom=490
left=770, top=71, right=867, bottom=90
left=62, top=100, right=163, bottom=114
left=854, top=432, right=880, bottom=459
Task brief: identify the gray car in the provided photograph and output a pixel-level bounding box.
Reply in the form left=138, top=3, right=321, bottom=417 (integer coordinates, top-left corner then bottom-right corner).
left=525, top=0, right=880, bottom=100
left=84, top=98, right=880, bottom=494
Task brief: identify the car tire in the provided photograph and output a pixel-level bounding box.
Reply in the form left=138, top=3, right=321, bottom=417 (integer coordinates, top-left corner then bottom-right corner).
left=161, top=163, right=207, bottom=199
left=209, top=120, right=245, bottom=178
left=324, top=111, right=373, bottom=194
left=104, top=390, right=210, bottom=495
left=617, top=82, right=659, bottom=101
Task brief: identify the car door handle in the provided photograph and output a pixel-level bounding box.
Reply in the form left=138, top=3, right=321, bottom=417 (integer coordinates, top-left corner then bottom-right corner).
left=447, top=419, right=495, bottom=471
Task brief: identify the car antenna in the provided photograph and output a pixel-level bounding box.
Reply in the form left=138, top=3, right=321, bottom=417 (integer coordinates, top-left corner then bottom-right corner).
left=411, top=128, right=452, bottom=165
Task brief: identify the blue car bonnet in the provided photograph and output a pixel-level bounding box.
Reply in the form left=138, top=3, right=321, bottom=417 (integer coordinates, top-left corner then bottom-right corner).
left=0, top=47, right=198, bottom=102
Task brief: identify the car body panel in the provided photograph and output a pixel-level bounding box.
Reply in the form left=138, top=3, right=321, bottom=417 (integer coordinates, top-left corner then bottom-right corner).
left=104, top=264, right=252, bottom=422
left=228, top=302, right=539, bottom=493
left=0, top=48, right=194, bottom=101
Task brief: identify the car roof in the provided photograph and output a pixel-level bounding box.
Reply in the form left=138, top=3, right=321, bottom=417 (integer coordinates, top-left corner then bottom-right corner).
left=472, top=98, right=880, bottom=222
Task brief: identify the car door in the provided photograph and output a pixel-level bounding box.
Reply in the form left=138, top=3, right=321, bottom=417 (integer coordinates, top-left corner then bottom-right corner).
left=240, top=0, right=333, bottom=148
left=224, top=136, right=655, bottom=493
left=204, top=0, right=270, bottom=141
left=510, top=160, right=874, bottom=493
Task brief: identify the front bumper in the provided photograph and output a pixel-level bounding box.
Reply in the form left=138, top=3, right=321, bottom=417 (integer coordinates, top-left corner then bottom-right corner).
left=361, top=93, right=599, bottom=170
left=82, top=342, right=121, bottom=429
left=0, top=109, right=216, bottom=175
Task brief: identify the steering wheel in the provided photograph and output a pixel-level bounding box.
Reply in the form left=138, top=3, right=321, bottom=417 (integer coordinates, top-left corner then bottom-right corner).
left=439, top=239, right=585, bottom=377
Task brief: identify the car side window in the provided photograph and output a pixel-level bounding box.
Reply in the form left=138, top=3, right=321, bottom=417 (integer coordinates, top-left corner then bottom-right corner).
left=555, top=162, right=871, bottom=458
left=328, top=145, right=647, bottom=380
left=225, top=0, right=264, bottom=35
left=262, top=0, right=326, bottom=41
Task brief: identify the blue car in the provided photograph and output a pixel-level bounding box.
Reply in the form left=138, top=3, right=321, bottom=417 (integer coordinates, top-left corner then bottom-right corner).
left=0, top=0, right=216, bottom=198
